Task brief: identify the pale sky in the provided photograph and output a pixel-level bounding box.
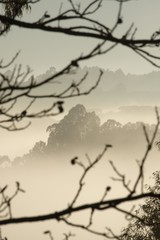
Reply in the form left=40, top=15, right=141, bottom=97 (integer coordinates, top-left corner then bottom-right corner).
left=0, top=2, right=160, bottom=239
left=1, top=0, right=160, bottom=158
left=1, top=0, right=160, bottom=75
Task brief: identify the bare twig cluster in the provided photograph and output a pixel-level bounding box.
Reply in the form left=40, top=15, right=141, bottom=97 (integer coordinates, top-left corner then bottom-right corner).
left=0, top=109, right=159, bottom=239
left=0, top=1, right=160, bottom=239
left=0, top=0, right=160, bottom=130
left=57, top=109, right=160, bottom=239
left=44, top=230, right=75, bottom=240
left=0, top=49, right=104, bottom=130
left=0, top=1, right=160, bottom=67
left=0, top=182, right=25, bottom=220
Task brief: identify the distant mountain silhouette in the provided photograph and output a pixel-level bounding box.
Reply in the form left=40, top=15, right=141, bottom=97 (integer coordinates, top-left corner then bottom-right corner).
left=2, top=67, right=160, bottom=168
left=23, top=67, right=160, bottom=110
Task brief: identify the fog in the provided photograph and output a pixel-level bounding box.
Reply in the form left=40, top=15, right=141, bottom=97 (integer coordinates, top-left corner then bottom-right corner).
left=1, top=69, right=160, bottom=239
left=1, top=126, right=160, bottom=239
left=1, top=68, right=160, bottom=159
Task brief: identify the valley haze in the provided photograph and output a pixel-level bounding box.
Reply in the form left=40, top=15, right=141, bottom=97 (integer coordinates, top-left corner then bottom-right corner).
left=1, top=67, right=160, bottom=159
left=0, top=68, right=160, bottom=240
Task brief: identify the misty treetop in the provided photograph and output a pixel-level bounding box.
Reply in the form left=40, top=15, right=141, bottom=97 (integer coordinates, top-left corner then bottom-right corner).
left=1, top=1, right=160, bottom=239
left=47, top=104, right=101, bottom=151
left=5, top=104, right=159, bottom=167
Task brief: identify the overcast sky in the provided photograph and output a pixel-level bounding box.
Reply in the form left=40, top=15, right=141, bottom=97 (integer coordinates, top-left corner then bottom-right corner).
left=1, top=3, right=160, bottom=240
left=1, top=0, right=160, bottom=158
left=1, top=0, right=160, bottom=75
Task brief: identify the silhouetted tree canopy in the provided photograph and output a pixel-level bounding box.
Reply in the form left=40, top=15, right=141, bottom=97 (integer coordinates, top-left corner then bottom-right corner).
left=3, top=104, right=159, bottom=167
left=2, top=0, right=31, bottom=32
left=47, top=104, right=101, bottom=153
left=3, top=0, right=30, bottom=18
left=0, top=1, right=160, bottom=239
left=1, top=0, right=160, bottom=130
left=121, top=171, right=160, bottom=240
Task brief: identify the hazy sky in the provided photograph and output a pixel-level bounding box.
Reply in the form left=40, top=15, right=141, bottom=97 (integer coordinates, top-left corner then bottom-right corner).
left=1, top=0, right=160, bottom=75
left=1, top=2, right=160, bottom=239
left=1, top=0, right=160, bottom=158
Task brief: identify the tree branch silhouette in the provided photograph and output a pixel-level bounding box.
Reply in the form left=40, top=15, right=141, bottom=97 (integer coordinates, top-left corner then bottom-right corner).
left=0, top=0, right=160, bottom=130
left=0, top=0, right=160, bottom=68
left=0, top=108, right=159, bottom=239
left=0, top=1, right=160, bottom=239
left=0, top=42, right=107, bottom=130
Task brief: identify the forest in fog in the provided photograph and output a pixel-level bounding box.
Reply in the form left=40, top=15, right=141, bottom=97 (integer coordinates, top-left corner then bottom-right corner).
left=0, top=102, right=160, bottom=169
left=1, top=67, right=160, bottom=161
left=1, top=1, right=160, bottom=240
left=1, top=71, right=160, bottom=239
left=1, top=100, right=160, bottom=240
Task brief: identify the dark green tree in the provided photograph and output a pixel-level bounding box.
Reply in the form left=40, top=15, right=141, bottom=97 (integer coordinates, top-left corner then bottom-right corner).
left=0, top=1, right=160, bottom=239
left=2, top=0, right=31, bottom=32
left=121, top=171, right=160, bottom=240
left=3, top=0, right=30, bottom=18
